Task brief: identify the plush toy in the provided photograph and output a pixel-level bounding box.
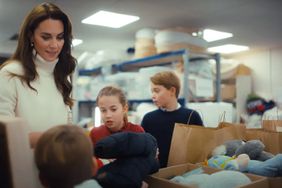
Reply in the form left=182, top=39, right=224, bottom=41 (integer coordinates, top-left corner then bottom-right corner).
left=207, top=154, right=250, bottom=171
left=206, top=155, right=239, bottom=170
left=235, top=140, right=274, bottom=161
left=212, top=139, right=274, bottom=161
left=207, top=153, right=282, bottom=177
left=171, top=167, right=251, bottom=188
left=212, top=140, right=244, bottom=157
left=247, top=154, right=282, bottom=177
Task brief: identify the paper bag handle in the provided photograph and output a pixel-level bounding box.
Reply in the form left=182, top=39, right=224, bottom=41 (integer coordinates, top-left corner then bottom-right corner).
left=218, top=111, right=226, bottom=123
left=187, top=110, right=194, bottom=124
left=187, top=109, right=204, bottom=125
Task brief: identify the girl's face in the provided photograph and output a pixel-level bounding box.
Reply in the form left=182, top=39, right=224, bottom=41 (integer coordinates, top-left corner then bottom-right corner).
left=150, top=83, right=175, bottom=109
left=98, top=95, right=127, bottom=132
left=32, top=18, right=64, bottom=62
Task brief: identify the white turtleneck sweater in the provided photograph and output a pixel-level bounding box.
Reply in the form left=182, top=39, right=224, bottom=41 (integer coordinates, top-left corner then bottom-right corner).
left=0, top=54, right=70, bottom=132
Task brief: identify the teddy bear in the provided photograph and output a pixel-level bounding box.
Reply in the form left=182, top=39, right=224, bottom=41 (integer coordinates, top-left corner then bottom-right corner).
left=211, top=139, right=274, bottom=161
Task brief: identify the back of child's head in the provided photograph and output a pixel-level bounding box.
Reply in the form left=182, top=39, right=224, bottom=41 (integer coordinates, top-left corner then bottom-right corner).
left=150, top=71, right=180, bottom=98
left=34, top=125, right=94, bottom=188
left=96, top=86, right=128, bottom=108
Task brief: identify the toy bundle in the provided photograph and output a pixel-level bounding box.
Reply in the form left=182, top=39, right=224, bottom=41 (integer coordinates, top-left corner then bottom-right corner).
left=206, top=139, right=282, bottom=177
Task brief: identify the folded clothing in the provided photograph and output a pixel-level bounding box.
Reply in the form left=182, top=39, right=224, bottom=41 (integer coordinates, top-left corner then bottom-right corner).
left=94, top=132, right=160, bottom=188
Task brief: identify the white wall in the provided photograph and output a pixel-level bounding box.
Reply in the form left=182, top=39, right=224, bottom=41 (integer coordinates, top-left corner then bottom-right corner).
left=233, top=46, right=282, bottom=100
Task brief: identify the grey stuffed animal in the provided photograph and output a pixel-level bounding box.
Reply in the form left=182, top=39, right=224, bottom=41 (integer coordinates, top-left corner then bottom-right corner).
left=212, top=139, right=274, bottom=161
left=235, top=140, right=274, bottom=161
left=212, top=139, right=244, bottom=157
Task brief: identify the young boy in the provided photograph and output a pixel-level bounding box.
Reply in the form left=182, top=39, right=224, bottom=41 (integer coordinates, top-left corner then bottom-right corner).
left=34, top=125, right=101, bottom=188
left=141, top=71, right=203, bottom=168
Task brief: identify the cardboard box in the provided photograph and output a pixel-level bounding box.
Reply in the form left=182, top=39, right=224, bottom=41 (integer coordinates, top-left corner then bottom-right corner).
left=199, top=162, right=282, bottom=188
left=221, top=84, right=236, bottom=100
left=268, top=177, right=282, bottom=188
left=145, top=163, right=269, bottom=188
left=236, top=64, right=251, bottom=76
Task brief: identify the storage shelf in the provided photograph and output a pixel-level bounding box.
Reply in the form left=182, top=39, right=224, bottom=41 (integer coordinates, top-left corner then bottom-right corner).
left=77, top=49, right=221, bottom=103
left=78, top=98, right=186, bottom=107
left=78, top=67, right=102, bottom=76
left=116, top=49, right=186, bottom=71
left=75, top=49, right=221, bottom=122
left=78, top=49, right=216, bottom=75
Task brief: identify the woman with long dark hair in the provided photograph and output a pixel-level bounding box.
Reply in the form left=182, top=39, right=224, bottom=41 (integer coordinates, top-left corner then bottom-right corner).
left=0, top=2, right=76, bottom=146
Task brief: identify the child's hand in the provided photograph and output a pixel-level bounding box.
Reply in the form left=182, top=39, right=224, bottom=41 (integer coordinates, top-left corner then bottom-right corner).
left=141, top=181, right=148, bottom=188
left=108, top=158, right=116, bottom=162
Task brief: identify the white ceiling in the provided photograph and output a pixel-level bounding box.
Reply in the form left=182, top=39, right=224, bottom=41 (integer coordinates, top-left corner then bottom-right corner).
left=0, top=0, right=281, bottom=58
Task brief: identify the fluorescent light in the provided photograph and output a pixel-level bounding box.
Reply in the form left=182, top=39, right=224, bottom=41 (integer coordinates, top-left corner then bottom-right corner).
left=72, top=39, right=83, bottom=46
left=203, top=29, right=233, bottom=42
left=208, top=44, right=249, bottom=54
left=82, top=10, right=140, bottom=28
left=94, top=106, right=101, bottom=127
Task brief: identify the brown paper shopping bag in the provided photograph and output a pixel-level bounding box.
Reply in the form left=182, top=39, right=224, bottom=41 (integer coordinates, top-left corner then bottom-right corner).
left=218, top=122, right=246, bottom=140
left=167, top=122, right=245, bottom=166
left=245, top=128, right=282, bottom=154
left=262, top=120, right=282, bottom=132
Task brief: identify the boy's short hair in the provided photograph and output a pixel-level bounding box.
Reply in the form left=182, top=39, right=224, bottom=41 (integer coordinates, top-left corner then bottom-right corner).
left=150, top=71, right=181, bottom=98
left=34, top=125, right=93, bottom=188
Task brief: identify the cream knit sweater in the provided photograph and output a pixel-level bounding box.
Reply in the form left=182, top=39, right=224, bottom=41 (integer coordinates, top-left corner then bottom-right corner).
left=0, top=54, right=70, bottom=132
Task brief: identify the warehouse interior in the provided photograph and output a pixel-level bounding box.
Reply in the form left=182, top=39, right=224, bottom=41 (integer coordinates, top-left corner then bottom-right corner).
left=1, top=1, right=282, bottom=188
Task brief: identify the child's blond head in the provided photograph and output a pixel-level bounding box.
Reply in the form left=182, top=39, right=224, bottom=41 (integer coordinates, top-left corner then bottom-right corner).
left=96, top=86, right=128, bottom=108
left=96, top=86, right=128, bottom=123
left=150, top=71, right=181, bottom=98
left=34, top=125, right=94, bottom=188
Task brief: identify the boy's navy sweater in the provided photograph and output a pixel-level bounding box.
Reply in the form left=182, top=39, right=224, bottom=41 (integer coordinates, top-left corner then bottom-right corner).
left=141, top=107, right=203, bottom=167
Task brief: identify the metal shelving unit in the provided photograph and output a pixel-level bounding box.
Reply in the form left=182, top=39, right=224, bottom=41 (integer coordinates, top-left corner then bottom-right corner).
left=74, top=49, right=221, bottom=122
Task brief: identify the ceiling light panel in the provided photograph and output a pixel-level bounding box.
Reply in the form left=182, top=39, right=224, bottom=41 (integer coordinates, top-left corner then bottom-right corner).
left=82, top=10, right=140, bottom=28
left=203, top=29, right=233, bottom=42
left=208, top=44, right=249, bottom=54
